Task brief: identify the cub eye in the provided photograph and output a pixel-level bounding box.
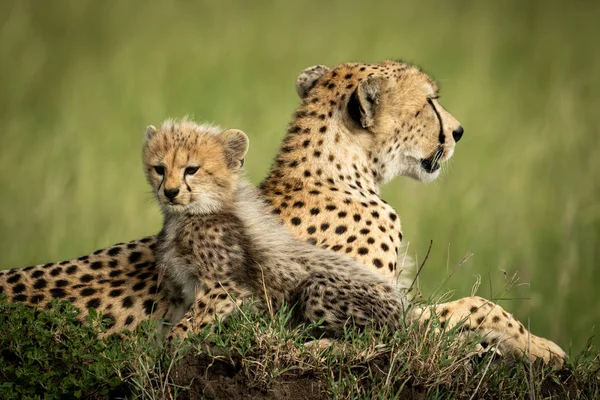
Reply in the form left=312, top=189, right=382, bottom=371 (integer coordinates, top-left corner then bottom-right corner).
left=184, top=167, right=199, bottom=176
left=153, top=166, right=165, bottom=175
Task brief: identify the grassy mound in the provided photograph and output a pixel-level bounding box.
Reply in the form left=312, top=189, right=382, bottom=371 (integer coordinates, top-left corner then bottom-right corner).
left=1, top=298, right=598, bottom=399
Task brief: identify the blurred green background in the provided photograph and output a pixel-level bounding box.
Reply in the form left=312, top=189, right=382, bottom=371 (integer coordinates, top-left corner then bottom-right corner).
left=0, top=1, right=598, bottom=352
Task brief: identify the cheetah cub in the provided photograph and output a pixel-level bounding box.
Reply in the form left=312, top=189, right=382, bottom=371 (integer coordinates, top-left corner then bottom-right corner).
left=143, top=119, right=408, bottom=338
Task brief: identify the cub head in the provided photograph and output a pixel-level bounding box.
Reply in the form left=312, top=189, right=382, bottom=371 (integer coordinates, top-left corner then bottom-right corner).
left=296, top=61, right=463, bottom=183
left=143, top=119, right=249, bottom=215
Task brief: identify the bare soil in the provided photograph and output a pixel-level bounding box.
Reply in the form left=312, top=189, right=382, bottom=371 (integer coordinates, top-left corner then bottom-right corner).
left=172, top=352, right=326, bottom=400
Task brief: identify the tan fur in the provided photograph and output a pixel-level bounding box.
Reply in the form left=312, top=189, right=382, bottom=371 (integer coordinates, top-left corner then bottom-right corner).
left=0, top=61, right=565, bottom=368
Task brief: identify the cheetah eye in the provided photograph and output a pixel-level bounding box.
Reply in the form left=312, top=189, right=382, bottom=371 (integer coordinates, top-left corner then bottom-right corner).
left=153, top=166, right=165, bottom=175
left=184, top=166, right=199, bottom=176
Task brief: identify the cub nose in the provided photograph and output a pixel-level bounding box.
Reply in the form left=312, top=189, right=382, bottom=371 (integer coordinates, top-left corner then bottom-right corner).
left=452, top=126, right=464, bottom=142
left=164, top=188, right=180, bottom=200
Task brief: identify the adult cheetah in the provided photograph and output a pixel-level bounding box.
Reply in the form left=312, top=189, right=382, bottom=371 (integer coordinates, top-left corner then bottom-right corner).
left=0, top=61, right=566, bottom=367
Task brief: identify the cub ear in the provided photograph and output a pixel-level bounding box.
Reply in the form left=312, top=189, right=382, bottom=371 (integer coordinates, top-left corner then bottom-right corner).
left=145, top=125, right=158, bottom=141
left=347, top=76, right=386, bottom=129
left=219, top=129, right=249, bottom=170
left=295, top=65, right=330, bottom=98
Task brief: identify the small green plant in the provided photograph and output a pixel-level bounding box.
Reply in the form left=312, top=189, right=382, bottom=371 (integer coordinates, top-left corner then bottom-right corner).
left=0, top=296, right=134, bottom=399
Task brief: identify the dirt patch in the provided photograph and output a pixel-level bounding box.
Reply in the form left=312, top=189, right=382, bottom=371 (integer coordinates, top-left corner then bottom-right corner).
left=539, top=368, right=580, bottom=398
left=172, top=352, right=327, bottom=400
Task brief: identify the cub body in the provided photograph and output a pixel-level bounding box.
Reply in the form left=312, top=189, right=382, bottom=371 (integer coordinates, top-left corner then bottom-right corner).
left=144, top=120, right=406, bottom=334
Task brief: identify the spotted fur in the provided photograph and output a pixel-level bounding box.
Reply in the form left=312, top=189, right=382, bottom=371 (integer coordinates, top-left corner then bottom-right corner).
left=0, top=237, right=166, bottom=332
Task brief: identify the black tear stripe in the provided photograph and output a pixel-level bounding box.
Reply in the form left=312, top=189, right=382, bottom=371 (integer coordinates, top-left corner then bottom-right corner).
left=158, top=176, right=165, bottom=194
left=428, top=98, right=445, bottom=144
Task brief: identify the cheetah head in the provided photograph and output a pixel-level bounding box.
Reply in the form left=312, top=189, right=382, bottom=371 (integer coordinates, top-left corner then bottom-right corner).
left=143, top=119, right=249, bottom=215
left=296, top=61, right=463, bottom=184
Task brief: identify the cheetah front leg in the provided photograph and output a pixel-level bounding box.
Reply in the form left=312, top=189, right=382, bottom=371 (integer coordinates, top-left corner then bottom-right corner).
left=410, top=296, right=567, bottom=369
left=166, top=280, right=250, bottom=342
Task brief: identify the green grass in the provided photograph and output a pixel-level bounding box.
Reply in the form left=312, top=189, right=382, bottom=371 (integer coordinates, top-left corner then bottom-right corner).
left=2, top=297, right=598, bottom=399
left=0, top=0, right=598, bottom=355
left=0, top=297, right=139, bottom=399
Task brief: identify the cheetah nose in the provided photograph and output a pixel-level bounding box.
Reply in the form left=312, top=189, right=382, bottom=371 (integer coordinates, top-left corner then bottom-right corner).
left=452, top=126, right=464, bottom=142
left=164, top=188, right=180, bottom=200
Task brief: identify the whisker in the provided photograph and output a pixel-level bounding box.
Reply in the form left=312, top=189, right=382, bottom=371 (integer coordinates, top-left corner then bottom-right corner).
left=143, top=191, right=159, bottom=205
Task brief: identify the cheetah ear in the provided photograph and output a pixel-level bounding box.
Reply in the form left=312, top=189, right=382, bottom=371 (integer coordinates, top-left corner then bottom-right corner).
left=347, top=76, right=385, bottom=129
left=219, top=129, right=249, bottom=170
left=145, top=125, right=158, bottom=141
left=295, top=65, right=330, bottom=98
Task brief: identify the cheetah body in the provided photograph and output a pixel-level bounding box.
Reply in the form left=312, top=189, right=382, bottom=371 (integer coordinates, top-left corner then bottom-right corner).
left=0, top=238, right=164, bottom=331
